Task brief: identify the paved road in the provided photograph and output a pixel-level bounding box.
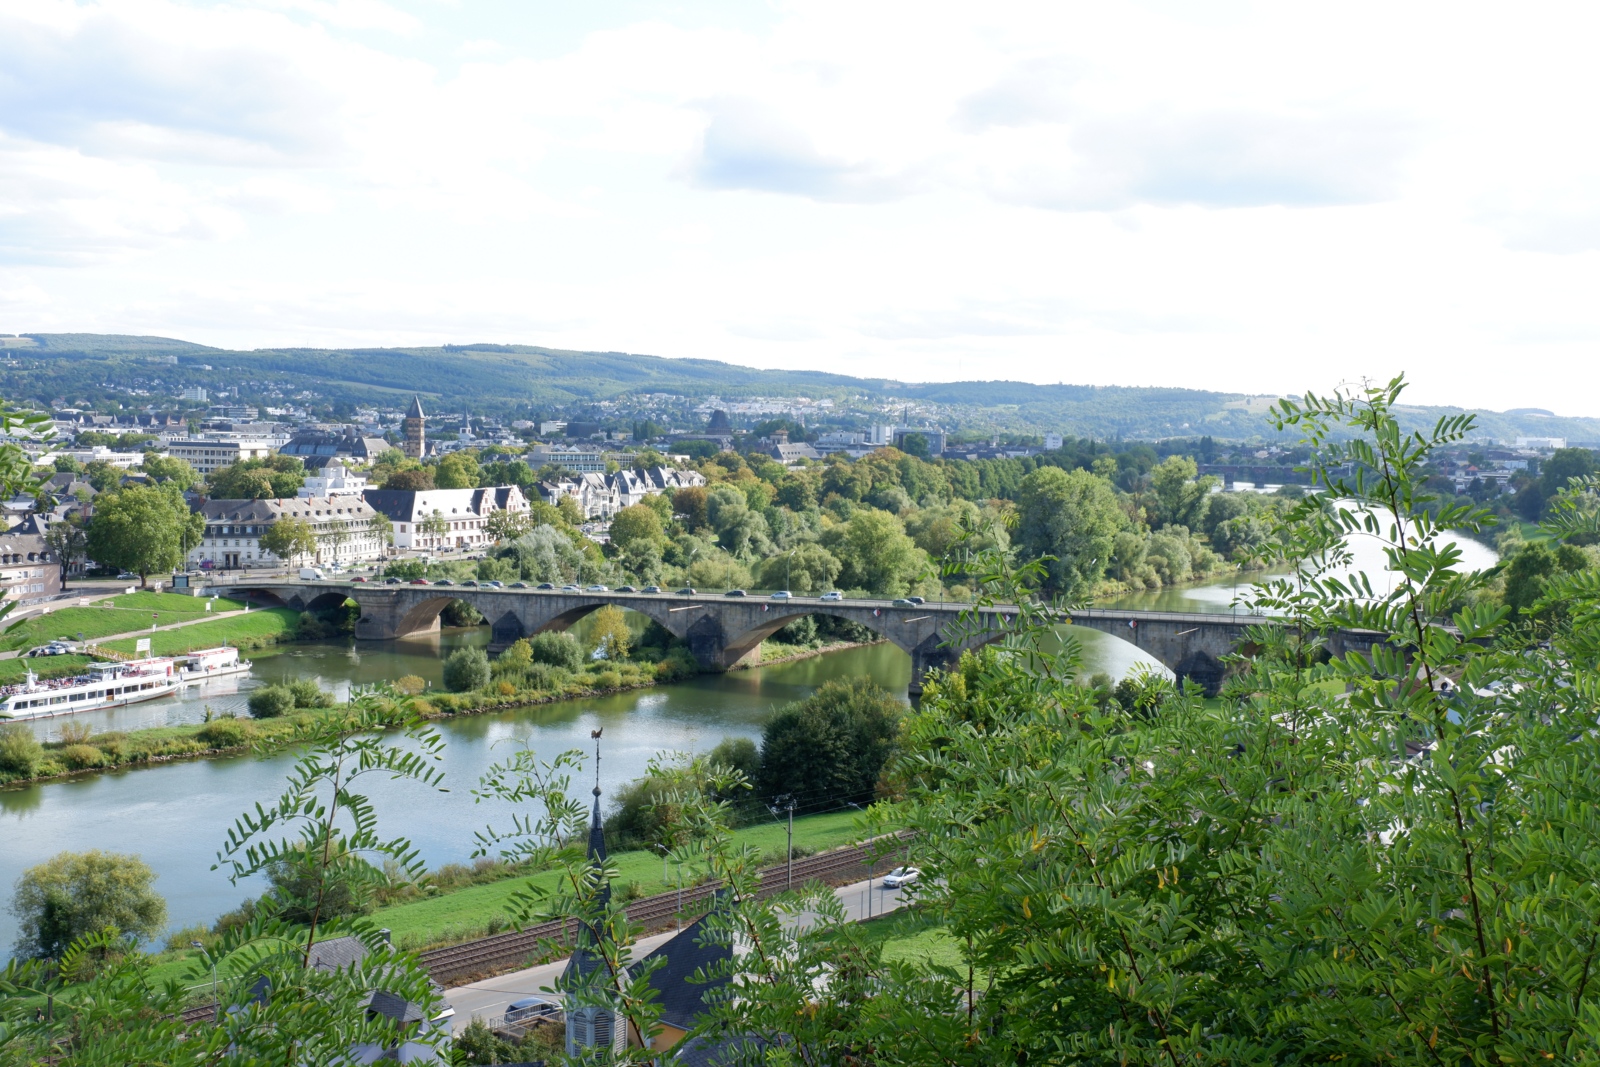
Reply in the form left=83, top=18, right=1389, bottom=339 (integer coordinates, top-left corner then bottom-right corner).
left=444, top=874, right=912, bottom=1032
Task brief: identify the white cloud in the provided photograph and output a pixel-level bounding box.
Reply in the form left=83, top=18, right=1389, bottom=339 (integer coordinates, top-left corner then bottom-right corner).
left=0, top=0, right=1598, bottom=410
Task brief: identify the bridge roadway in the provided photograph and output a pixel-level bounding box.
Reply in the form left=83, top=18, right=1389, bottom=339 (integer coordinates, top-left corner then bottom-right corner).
left=229, top=580, right=1373, bottom=695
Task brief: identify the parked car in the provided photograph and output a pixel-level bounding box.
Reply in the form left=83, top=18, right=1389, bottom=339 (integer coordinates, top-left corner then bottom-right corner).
left=819, top=590, right=843, bottom=601
left=881, top=866, right=921, bottom=889
left=27, top=642, right=73, bottom=657
left=584, top=584, right=608, bottom=592
left=642, top=586, right=661, bottom=594
left=770, top=590, right=792, bottom=599
left=675, top=587, right=696, bottom=595
left=504, top=996, right=561, bottom=1024
left=409, top=578, right=431, bottom=585
left=616, top=585, right=637, bottom=593
left=724, top=589, right=747, bottom=597
left=434, top=579, right=455, bottom=586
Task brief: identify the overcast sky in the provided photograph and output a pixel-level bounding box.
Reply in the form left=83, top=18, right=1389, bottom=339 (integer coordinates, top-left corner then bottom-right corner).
left=2, top=1, right=1596, bottom=411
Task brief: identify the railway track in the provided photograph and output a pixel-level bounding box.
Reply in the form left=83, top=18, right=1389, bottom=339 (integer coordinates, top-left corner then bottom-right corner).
left=420, top=832, right=912, bottom=985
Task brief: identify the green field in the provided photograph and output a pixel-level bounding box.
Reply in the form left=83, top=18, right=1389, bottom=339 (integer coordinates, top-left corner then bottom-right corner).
left=99, top=608, right=298, bottom=656
left=373, top=809, right=867, bottom=950
left=2, top=591, right=248, bottom=652
left=857, top=908, right=968, bottom=974
left=0, top=653, right=96, bottom=685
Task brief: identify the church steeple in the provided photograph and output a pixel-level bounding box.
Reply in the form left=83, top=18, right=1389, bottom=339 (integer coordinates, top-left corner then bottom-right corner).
left=564, top=728, right=624, bottom=1056
left=402, top=395, right=427, bottom=459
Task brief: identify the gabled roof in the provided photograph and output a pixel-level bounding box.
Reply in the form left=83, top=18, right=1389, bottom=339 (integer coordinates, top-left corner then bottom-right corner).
left=635, top=909, right=733, bottom=1031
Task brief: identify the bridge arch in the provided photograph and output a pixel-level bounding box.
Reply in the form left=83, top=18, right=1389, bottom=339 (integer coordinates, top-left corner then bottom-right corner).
left=393, top=596, right=460, bottom=637
left=718, top=609, right=897, bottom=666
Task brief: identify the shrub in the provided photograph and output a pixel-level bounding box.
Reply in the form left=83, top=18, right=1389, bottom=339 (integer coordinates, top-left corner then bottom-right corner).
left=493, top=639, right=533, bottom=676
left=443, top=647, right=491, bottom=692
left=441, top=599, right=484, bottom=627
left=430, top=693, right=460, bottom=712
left=165, top=923, right=215, bottom=953
left=523, top=663, right=566, bottom=691
left=528, top=631, right=584, bottom=670
left=196, top=718, right=254, bottom=748
left=285, top=679, right=333, bottom=708
left=247, top=685, right=296, bottom=719
left=0, top=724, right=44, bottom=779
left=592, top=669, right=622, bottom=690
left=654, top=647, right=699, bottom=682
left=393, top=674, right=427, bottom=695
left=757, top=678, right=904, bottom=813
left=60, top=744, right=108, bottom=770
left=496, top=680, right=516, bottom=697
left=58, top=721, right=93, bottom=745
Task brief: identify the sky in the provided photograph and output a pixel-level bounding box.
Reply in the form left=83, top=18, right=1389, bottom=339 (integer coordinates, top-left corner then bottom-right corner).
left=1, top=0, right=1597, bottom=411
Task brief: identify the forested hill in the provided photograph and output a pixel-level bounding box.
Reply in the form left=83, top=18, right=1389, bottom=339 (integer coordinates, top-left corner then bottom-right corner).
left=6, top=333, right=1598, bottom=443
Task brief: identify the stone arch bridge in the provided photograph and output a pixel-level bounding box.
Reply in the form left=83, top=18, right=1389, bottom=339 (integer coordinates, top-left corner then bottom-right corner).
left=228, top=581, right=1374, bottom=695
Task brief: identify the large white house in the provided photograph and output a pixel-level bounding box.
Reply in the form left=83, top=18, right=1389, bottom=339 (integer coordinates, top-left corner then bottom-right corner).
left=537, top=467, right=705, bottom=519
left=189, top=496, right=386, bottom=570
left=362, top=485, right=530, bottom=552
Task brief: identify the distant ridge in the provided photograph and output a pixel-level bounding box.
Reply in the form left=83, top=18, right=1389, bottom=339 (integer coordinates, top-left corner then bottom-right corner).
left=7, top=333, right=1599, bottom=443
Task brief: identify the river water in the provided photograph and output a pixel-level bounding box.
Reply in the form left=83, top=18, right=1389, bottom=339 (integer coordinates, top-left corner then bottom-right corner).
left=0, top=525, right=1498, bottom=956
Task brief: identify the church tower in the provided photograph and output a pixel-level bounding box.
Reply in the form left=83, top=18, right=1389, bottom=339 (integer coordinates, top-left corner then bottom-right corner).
left=565, top=738, right=627, bottom=1057
left=403, top=395, right=427, bottom=459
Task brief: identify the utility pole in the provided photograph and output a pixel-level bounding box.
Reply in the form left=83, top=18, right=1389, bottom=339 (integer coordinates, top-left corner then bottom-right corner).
left=768, top=794, right=796, bottom=889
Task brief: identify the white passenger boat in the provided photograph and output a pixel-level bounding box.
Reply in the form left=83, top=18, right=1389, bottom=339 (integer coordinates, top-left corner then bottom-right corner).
left=0, top=657, right=181, bottom=721
left=177, top=646, right=252, bottom=683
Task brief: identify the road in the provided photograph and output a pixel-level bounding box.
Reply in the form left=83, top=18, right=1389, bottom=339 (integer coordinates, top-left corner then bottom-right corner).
left=443, top=874, right=912, bottom=1033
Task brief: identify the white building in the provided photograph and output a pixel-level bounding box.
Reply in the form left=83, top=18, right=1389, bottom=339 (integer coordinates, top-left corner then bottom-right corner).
left=165, top=438, right=276, bottom=475
left=1044, top=433, right=1063, bottom=450
left=527, top=445, right=607, bottom=473
left=362, top=485, right=530, bottom=552
left=1515, top=436, right=1567, bottom=450
left=298, top=460, right=369, bottom=498
left=190, top=496, right=386, bottom=571
left=538, top=467, right=706, bottom=519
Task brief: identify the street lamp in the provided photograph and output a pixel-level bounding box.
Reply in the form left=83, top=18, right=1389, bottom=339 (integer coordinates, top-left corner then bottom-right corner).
left=191, top=941, right=218, bottom=1020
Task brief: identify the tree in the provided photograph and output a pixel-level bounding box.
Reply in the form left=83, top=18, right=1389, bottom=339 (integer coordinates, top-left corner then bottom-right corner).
left=528, top=631, right=584, bottom=670
left=757, top=678, right=902, bottom=812
left=608, top=503, right=664, bottom=551
left=589, top=604, right=632, bottom=660
left=672, top=485, right=709, bottom=531
left=384, top=467, right=435, bottom=491
left=260, top=517, right=318, bottom=566
left=83, top=460, right=124, bottom=494
left=44, top=515, right=88, bottom=586
left=496, top=525, right=584, bottom=583
left=484, top=509, right=532, bottom=542
left=85, top=484, right=203, bottom=586
left=755, top=540, right=841, bottom=594
left=368, top=510, right=393, bottom=550
left=1148, top=454, right=1216, bottom=529
left=1014, top=465, right=1126, bottom=595
left=899, top=432, right=931, bottom=459
left=443, top=647, right=491, bottom=692
left=825, top=509, right=924, bottom=595
left=8, top=850, right=167, bottom=959
left=1539, top=446, right=1597, bottom=498
left=419, top=509, right=450, bottom=548
left=435, top=452, right=481, bottom=489
left=140, top=451, right=200, bottom=489
left=210, top=455, right=304, bottom=499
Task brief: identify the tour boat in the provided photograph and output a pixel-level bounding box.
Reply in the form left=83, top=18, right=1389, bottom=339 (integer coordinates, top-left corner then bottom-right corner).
left=0, top=657, right=181, bottom=721
left=177, top=646, right=252, bottom=683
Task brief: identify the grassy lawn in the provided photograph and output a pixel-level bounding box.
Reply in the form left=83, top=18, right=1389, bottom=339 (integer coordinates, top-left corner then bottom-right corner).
left=2, top=592, right=249, bottom=652
left=856, top=907, right=967, bottom=973
left=0, top=653, right=97, bottom=684
left=99, top=608, right=299, bottom=656
left=374, top=809, right=867, bottom=950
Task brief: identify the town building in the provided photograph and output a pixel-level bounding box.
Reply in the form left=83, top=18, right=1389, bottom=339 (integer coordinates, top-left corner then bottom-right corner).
left=298, top=460, right=369, bottom=498
left=279, top=430, right=391, bottom=470
left=165, top=438, right=276, bottom=475
left=362, top=485, right=529, bottom=552
left=1, top=515, right=61, bottom=605
left=538, top=467, right=706, bottom=519
left=527, top=444, right=608, bottom=473
left=188, top=496, right=386, bottom=571
left=402, top=395, right=428, bottom=459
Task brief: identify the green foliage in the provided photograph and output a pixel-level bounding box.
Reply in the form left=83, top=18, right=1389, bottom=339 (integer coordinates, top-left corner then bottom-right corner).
left=7, top=850, right=168, bottom=958
left=247, top=684, right=297, bottom=719
left=0, top=724, right=44, bottom=779
left=608, top=502, right=665, bottom=550
left=85, top=482, right=204, bottom=584
left=443, top=646, right=492, bottom=691
left=260, top=516, right=318, bottom=563
left=384, top=466, right=435, bottom=491
left=1013, top=464, right=1125, bottom=595
left=588, top=603, right=632, bottom=660
left=757, top=677, right=903, bottom=812
left=195, top=717, right=255, bottom=748
left=824, top=508, right=926, bottom=596
left=209, top=454, right=305, bottom=498
left=285, top=678, right=335, bottom=708
left=139, top=451, right=200, bottom=488
left=434, top=451, right=481, bottom=489
left=528, top=630, right=584, bottom=670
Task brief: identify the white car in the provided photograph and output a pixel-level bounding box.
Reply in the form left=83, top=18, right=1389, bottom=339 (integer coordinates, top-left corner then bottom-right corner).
left=585, top=584, right=608, bottom=592
left=819, top=590, right=843, bottom=601
left=770, top=590, right=793, bottom=599
left=881, top=866, right=920, bottom=889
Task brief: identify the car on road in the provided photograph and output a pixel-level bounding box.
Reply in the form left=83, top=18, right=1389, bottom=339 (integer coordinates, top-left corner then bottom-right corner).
left=724, top=589, right=747, bottom=597
left=434, top=579, right=455, bottom=586
left=409, top=578, right=430, bottom=585
left=675, top=587, right=696, bottom=595
left=503, top=996, right=561, bottom=1024
left=770, top=590, right=792, bottom=599
left=819, top=590, right=843, bottom=601
left=349, top=576, right=367, bottom=583
left=27, top=642, right=74, bottom=657
left=536, top=582, right=554, bottom=589
left=906, top=596, right=925, bottom=605
left=584, top=584, right=608, bottom=592
left=642, top=586, right=661, bottom=594
left=483, top=580, right=504, bottom=588
left=616, top=585, right=636, bottom=593
left=460, top=580, right=478, bottom=587
left=510, top=581, right=528, bottom=588
left=892, top=598, right=914, bottom=606
left=881, top=866, right=921, bottom=889
left=384, top=578, right=401, bottom=585
left=561, top=584, right=581, bottom=592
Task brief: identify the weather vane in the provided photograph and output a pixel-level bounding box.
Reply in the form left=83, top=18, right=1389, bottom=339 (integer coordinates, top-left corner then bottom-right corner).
left=591, top=727, right=603, bottom=797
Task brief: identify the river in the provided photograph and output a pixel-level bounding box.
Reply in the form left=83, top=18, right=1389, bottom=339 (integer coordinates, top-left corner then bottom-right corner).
left=0, top=526, right=1498, bottom=956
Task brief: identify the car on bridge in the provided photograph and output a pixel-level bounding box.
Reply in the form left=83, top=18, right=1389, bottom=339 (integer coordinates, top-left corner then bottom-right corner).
left=820, top=590, right=843, bottom=601
left=409, top=578, right=429, bottom=585
left=675, top=587, right=695, bottom=595
left=561, top=584, right=580, bottom=592
left=434, top=579, right=454, bottom=586
left=510, top=582, right=528, bottom=588
left=584, top=584, right=608, bottom=592
left=616, top=585, right=636, bottom=593
left=771, top=590, right=792, bottom=599
left=724, top=589, right=747, bottom=597
left=642, top=586, right=661, bottom=593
